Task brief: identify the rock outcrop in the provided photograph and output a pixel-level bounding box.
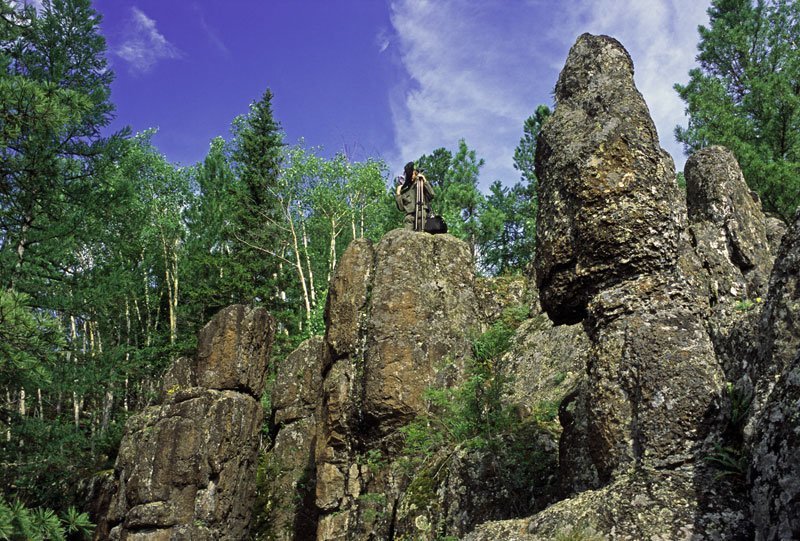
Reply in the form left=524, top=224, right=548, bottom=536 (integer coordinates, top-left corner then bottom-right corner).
left=468, top=32, right=800, bottom=541
left=92, top=30, right=800, bottom=541
left=749, top=210, right=800, bottom=540
left=535, top=32, right=723, bottom=481
left=534, top=34, right=684, bottom=326
left=315, top=229, right=480, bottom=539
left=255, top=230, right=577, bottom=540
left=255, top=336, right=324, bottom=540
left=101, top=305, right=274, bottom=540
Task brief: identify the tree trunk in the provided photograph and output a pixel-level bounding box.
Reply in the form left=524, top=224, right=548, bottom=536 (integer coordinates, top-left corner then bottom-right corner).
left=301, top=221, right=317, bottom=307
left=286, top=208, right=312, bottom=328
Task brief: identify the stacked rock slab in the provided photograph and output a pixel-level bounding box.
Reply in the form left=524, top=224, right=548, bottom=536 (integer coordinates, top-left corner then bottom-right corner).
left=315, top=229, right=479, bottom=540
left=102, top=305, right=274, bottom=540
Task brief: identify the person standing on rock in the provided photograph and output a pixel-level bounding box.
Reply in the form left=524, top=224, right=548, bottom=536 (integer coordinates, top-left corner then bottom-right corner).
left=395, top=161, right=434, bottom=230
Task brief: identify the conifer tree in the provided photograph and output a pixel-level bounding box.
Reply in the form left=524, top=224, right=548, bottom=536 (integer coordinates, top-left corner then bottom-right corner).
left=675, top=0, right=800, bottom=220
left=228, top=89, right=287, bottom=308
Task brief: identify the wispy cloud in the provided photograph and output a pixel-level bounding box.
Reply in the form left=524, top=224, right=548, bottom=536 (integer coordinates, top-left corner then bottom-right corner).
left=387, top=0, right=709, bottom=187
left=195, top=7, right=229, bottom=57
left=116, top=7, right=181, bottom=74
left=376, top=28, right=391, bottom=54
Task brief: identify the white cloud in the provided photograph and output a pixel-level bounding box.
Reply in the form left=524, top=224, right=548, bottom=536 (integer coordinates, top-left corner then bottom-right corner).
left=117, top=7, right=181, bottom=74
left=387, top=0, right=709, bottom=188
left=376, top=28, right=391, bottom=54
left=197, top=9, right=229, bottom=56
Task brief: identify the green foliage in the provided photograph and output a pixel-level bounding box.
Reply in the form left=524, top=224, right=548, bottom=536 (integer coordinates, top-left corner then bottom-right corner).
left=675, top=0, right=800, bottom=221
left=0, top=496, right=93, bottom=540
left=705, top=444, right=747, bottom=480
left=733, top=297, right=762, bottom=312
left=0, top=290, right=63, bottom=390
left=513, top=104, right=551, bottom=189
left=356, top=449, right=385, bottom=475
left=0, top=0, right=127, bottom=292
left=357, top=492, right=387, bottom=523
left=724, top=381, right=753, bottom=430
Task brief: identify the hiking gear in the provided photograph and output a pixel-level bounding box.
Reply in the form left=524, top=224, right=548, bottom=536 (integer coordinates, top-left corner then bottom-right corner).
left=424, top=214, right=448, bottom=234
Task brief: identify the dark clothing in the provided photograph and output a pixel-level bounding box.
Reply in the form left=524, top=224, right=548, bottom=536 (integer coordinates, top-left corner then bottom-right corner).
left=395, top=178, right=434, bottom=230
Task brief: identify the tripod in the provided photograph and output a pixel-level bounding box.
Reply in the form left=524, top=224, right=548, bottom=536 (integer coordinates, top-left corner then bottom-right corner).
left=414, top=173, right=427, bottom=231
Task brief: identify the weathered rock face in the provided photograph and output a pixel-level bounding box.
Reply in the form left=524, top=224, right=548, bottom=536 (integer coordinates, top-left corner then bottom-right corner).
left=255, top=336, right=324, bottom=540
left=749, top=210, right=800, bottom=540
left=753, top=209, right=800, bottom=395
left=102, top=305, right=274, bottom=540
left=750, top=351, right=800, bottom=541
left=499, top=311, right=588, bottom=421
left=534, top=33, right=685, bottom=325
left=685, top=145, right=773, bottom=314
left=314, top=229, right=480, bottom=539
left=534, top=33, right=723, bottom=482
left=252, top=232, right=571, bottom=540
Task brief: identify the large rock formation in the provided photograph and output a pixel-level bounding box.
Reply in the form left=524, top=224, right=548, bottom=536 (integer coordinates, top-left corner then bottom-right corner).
left=467, top=32, right=800, bottom=541
left=315, top=229, right=480, bottom=539
left=101, top=305, right=274, bottom=540
left=534, top=34, right=684, bottom=326
left=255, top=336, right=324, bottom=540
left=535, top=32, right=723, bottom=481
left=254, top=231, right=578, bottom=540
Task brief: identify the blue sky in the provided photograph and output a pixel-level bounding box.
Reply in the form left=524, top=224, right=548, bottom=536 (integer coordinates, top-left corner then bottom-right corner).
left=64, top=0, right=710, bottom=190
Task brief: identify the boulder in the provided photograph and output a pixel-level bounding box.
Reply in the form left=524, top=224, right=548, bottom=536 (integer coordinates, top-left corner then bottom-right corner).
left=101, top=305, right=274, bottom=540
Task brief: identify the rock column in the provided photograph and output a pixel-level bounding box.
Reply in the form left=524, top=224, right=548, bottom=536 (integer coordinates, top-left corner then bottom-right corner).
left=534, top=33, right=723, bottom=480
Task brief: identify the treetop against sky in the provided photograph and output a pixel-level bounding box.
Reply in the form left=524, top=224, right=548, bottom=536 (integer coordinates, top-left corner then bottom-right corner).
left=64, top=0, right=708, bottom=189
